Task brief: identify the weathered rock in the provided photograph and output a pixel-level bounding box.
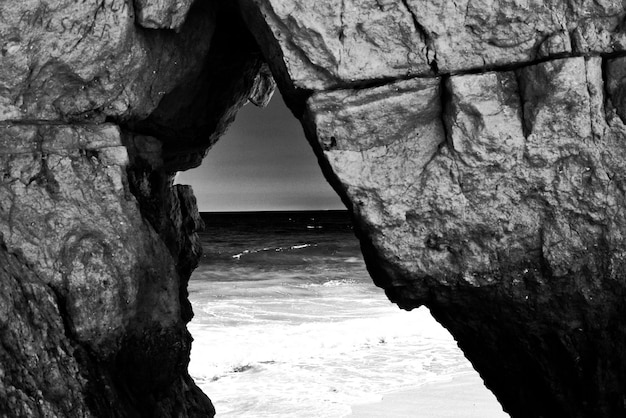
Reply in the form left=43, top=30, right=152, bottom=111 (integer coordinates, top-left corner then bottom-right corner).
left=0, top=0, right=218, bottom=122
left=0, top=122, right=213, bottom=416
left=238, top=0, right=626, bottom=90
left=134, top=0, right=195, bottom=31
left=126, top=2, right=269, bottom=172
left=299, top=57, right=626, bottom=416
left=0, top=242, right=90, bottom=416
left=248, top=63, right=276, bottom=107
left=0, top=0, right=269, bottom=416
left=240, top=1, right=626, bottom=416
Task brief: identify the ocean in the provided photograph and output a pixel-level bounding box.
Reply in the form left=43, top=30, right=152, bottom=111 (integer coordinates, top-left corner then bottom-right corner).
left=187, top=211, right=480, bottom=417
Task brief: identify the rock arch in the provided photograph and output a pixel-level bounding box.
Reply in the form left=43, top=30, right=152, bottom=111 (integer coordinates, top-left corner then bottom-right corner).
left=2, top=0, right=626, bottom=417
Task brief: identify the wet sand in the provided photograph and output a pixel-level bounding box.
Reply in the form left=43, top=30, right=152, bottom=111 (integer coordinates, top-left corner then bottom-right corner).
left=348, top=372, right=510, bottom=418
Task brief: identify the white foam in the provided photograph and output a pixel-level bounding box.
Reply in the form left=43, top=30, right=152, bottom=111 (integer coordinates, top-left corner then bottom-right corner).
left=232, top=243, right=315, bottom=259
left=188, top=242, right=475, bottom=417
left=291, top=243, right=312, bottom=250
left=189, top=305, right=472, bottom=417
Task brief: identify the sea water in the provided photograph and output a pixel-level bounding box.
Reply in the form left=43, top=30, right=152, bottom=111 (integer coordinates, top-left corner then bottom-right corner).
left=188, top=211, right=475, bottom=417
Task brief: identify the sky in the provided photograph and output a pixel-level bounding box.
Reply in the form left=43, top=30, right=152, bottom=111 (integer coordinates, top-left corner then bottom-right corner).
left=176, top=93, right=345, bottom=212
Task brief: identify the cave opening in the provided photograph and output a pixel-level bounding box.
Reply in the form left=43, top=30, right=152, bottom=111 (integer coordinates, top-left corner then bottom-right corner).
left=175, top=92, right=506, bottom=417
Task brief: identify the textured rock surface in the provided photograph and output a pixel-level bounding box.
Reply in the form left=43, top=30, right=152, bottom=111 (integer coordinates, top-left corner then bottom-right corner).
left=239, top=0, right=626, bottom=90
left=240, top=1, right=626, bottom=417
left=0, top=0, right=271, bottom=416
left=134, top=0, right=195, bottom=30
left=0, top=122, right=212, bottom=417
left=303, top=58, right=626, bottom=416
left=0, top=0, right=214, bottom=122
left=126, top=2, right=272, bottom=172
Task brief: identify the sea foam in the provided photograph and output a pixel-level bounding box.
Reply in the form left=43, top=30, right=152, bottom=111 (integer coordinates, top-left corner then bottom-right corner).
left=188, top=211, right=476, bottom=417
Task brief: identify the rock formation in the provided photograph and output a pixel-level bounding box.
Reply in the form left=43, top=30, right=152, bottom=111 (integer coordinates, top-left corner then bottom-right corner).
left=238, top=1, right=626, bottom=417
left=0, top=1, right=269, bottom=416
left=2, top=0, right=626, bottom=417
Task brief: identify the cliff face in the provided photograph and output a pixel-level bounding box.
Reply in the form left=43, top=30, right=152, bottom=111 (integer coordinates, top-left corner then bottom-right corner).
left=3, top=0, right=626, bottom=417
left=238, top=1, right=626, bottom=417
left=0, top=1, right=270, bottom=416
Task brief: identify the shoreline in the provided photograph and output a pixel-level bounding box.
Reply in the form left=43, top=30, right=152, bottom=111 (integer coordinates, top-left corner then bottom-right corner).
left=347, top=372, right=510, bottom=418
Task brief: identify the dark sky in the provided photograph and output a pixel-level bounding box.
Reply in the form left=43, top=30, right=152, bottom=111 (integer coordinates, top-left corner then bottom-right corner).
left=177, top=93, right=344, bottom=212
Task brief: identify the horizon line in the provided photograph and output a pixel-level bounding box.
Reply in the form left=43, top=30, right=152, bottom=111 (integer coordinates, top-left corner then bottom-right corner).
left=199, top=208, right=348, bottom=214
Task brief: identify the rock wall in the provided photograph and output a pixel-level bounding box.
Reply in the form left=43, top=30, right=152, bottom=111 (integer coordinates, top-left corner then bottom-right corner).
left=239, top=1, right=626, bottom=417
left=0, top=1, right=270, bottom=416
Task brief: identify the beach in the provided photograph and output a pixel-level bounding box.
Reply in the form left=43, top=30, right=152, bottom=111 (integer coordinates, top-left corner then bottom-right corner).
left=188, top=211, right=509, bottom=417
left=349, top=372, right=509, bottom=417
